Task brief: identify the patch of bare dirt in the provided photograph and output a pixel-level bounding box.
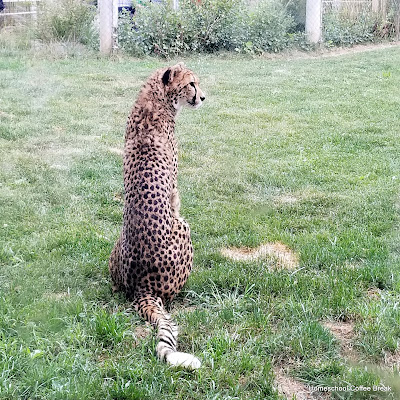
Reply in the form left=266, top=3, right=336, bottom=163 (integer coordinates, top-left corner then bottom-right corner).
left=171, top=305, right=197, bottom=317
left=366, top=287, right=382, bottom=300
left=318, top=42, right=400, bottom=58
left=324, top=319, right=400, bottom=371
left=108, top=147, right=124, bottom=156
left=274, top=367, right=330, bottom=399
left=0, top=111, right=13, bottom=119
left=274, top=194, right=299, bottom=205
left=221, top=242, right=299, bottom=270
left=383, top=349, right=400, bottom=369
left=261, top=42, right=400, bottom=61
left=113, top=192, right=124, bottom=203
left=343, top=261, right=364, bottom=270
left=44, top=291, right=70, bottom=301
left=134, top=324, right=152, bottom=340
left=322, top=320, right=359, bottom=362
left=45, top=148, right=86, bottom=158
left=32, top=144, right=87, bottom=170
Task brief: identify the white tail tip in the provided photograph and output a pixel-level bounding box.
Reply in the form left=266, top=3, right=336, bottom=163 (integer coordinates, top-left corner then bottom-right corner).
left=166, top=351, right=201, bottom=369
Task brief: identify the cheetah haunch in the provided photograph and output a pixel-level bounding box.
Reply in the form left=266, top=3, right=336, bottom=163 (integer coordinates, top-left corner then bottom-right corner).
left=109, top=62, right=205, bottom=369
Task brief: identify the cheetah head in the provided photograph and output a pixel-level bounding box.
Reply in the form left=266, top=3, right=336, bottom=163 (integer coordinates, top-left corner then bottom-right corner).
left=162, top=62, right=205, bottom=111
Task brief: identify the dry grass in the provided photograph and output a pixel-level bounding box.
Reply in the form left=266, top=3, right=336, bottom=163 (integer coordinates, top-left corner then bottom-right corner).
left=108, top=147, right=124, bottom=156
left=323, top=320, right=359, bottom=363
left=221, top=242, right=299, bottom=270
left=134, top=324, right=152, bottom=340
left=274, top=367, right=331, bottom=400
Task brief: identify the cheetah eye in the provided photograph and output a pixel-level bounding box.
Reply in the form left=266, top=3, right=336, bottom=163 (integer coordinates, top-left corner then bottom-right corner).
left=189, top=82, right=195, bottom=88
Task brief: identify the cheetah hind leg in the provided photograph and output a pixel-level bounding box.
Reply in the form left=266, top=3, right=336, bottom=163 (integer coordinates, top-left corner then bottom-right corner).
left=109, top=236, right=123, bottom=293
left=170, top=186, right=181, bottom=218
left=136, top=295, right=201, bottom=369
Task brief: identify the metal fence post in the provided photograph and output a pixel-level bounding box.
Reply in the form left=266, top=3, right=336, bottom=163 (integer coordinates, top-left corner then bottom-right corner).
left=172, top=0, right=179, bottom=10
left=372, top=0, right=380, bottom=13
left=306, top=0, right=322, bottom=43
left=99, top=0, right=113, bottom=55
left=395, top=0, right=400, bottom=40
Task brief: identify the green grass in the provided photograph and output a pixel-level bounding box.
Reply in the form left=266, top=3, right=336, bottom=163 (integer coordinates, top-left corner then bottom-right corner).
left=1, top=43, right=400, bottom=399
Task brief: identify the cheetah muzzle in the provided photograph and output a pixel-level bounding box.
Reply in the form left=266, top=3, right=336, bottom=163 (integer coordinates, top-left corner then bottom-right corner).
left=109, top=62, right=205, bottom=369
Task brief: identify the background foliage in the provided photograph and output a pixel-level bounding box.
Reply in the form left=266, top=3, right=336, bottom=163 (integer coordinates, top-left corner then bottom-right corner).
left=118, top=0, right=299, bottom=57
left=36, top=0, right=97, bottom=45
left=4, top=0, right=399, bottom=55
left=323, top=9, right=376, bottom=46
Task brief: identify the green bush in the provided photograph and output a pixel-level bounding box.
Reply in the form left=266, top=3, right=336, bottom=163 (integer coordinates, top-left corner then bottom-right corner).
left=118, top=0, right=295, bottom=57
left=118, top=3, right=190, bottom=56
left=283, top=0, right=306, bottom=32
left=36, top=0, right=97, bottom=44
left=243, top=1, right=294, bottom=53
left=180, top=0, right=245, bottom=52
left=323, top=10, right=376, bottom=46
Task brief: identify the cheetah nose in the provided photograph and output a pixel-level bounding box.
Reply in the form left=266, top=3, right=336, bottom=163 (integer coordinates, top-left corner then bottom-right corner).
left=200, top=96, right=205, bottom=102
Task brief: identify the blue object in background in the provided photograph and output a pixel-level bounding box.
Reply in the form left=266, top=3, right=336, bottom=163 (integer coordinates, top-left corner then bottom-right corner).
left=118, top=0, right=134, bottom=15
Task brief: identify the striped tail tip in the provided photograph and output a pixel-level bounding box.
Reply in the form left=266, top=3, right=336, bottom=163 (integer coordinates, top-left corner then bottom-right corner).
left=165, top=351, right=201, bottom=369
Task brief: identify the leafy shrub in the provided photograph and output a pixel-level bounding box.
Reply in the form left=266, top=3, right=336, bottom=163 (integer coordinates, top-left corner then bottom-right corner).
left=374, top=0, right=400, bottom=39
left=323, top=10, right=376, bottom=46
left=36, top=0, right=97, bottom=44
left=287, top=31, right=315, bottom=52
left=283, top=0, right=306, bottom=32
left=118, top=0, right=295, bottom=57
left=180, top=0, right=245, bottom=52
left=243, top=1, right=294, bottom=53
left=118, top=3, right=190, bottom=56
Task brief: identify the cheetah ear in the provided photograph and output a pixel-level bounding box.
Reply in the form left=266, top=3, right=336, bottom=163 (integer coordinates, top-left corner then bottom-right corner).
left=162, top=63, right=185, bottom=86
left=162, top=68, right=171, bottom=86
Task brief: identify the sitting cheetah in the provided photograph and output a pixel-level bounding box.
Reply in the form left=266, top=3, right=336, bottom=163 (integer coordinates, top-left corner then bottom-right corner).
left=109, top=62, right=205, bottom=369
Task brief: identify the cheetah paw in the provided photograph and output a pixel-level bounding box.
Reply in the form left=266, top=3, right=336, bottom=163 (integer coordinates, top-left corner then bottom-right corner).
left=166, top=352, right=201, bottom=369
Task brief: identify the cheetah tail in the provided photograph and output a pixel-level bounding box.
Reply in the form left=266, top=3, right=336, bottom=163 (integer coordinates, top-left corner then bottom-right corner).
left=135, top=295, right=201, bottom=369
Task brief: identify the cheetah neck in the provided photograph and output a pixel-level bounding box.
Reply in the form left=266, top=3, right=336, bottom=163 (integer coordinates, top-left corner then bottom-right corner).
left=141, top=82, right=179, bottom=120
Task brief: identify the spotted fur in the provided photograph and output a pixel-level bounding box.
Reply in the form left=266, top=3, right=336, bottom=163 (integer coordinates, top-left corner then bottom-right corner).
left=109, top=62, right=205, bottom=369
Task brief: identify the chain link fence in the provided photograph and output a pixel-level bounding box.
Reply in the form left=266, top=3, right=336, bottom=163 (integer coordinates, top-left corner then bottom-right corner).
left=98, top=0, right=399, bottom=53
left=0, top=0, right=40, bottom=29
left=323, top=0, right=372, bottom=14
left=321, top=0, right=400, bottom=42
left=1, top=0, right=399, bottom=52
left=287, top=0, right=400, bottom=45
left=98, top=0, right=175, bottom=54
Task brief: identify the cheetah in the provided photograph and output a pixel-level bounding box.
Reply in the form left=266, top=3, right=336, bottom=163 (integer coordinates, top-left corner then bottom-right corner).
left=109, top=62, right=205, bottom=369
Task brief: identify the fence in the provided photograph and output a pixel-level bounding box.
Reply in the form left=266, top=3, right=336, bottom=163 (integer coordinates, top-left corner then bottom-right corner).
left=0, top=0, right=399, bottom=53
left=306, top=0, right=399, bottom=44
left=322, top=0, right=400, bottom=40
left=0, top=0, right=40, bottom=28
left=323, top=0, right=372, bottom=14
left=99, top=0, right=178, bottom=54
left=97, top=0, right=398, bottom=54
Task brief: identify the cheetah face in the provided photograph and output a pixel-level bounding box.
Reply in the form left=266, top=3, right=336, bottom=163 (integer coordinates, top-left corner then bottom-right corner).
left=179, top=79, right=205, bottom=110
left=162, top=62, right=205, bottom=111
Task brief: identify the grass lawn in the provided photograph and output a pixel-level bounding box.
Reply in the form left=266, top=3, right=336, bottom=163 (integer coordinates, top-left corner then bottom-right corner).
left=1, top=43, right=400, bottom=399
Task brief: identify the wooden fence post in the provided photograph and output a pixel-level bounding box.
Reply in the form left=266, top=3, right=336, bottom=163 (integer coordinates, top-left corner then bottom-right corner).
left=395, top=0, right=400, bottom=40
left=306, top=0, right=322, bottom=43
left=99, top=0, right=113, bottom=55
left=381, top=0, right=387, bottom=19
